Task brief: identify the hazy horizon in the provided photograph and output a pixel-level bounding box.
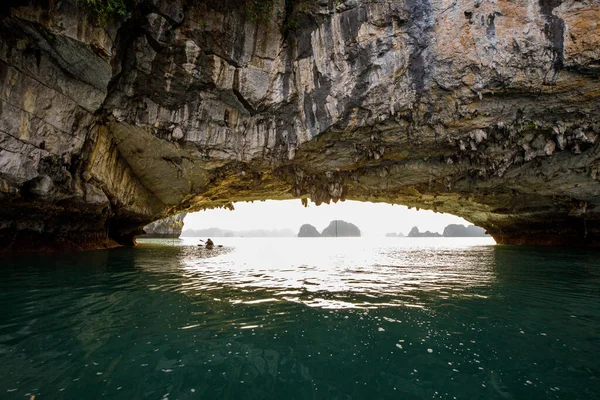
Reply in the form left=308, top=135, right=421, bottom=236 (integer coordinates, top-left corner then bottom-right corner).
left=184, top=200, right=471, bottom=237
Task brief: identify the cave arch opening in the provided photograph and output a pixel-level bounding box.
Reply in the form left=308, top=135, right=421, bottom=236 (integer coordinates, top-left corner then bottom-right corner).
left=142, top=200, right=492, bottom=241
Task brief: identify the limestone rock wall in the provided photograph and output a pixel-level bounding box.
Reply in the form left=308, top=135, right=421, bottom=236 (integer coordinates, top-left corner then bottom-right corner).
left=1, top=0, right=600, bottom=249
left=141, top=213, right=186, bottom=238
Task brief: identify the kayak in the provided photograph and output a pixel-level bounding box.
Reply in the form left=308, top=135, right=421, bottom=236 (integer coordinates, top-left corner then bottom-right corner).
left=197, top=243, right=221, bottom=249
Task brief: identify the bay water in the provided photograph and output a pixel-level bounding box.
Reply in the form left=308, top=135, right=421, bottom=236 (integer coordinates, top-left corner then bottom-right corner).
left=1, top=237, right=599, bottom=399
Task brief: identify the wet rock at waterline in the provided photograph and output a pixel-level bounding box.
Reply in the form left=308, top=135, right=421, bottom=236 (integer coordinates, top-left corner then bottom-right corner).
left=1, top=0, right=600, bottom=250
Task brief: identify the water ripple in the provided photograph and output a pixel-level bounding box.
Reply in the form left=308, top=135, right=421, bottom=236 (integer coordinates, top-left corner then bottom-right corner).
left=173, top=238, right=497, bottom=309
left=1, top=238, right=599, bottom=400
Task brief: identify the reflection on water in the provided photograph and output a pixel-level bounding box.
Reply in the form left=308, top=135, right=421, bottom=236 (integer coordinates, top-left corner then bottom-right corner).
left=174, top=238, right=497, bottom=309
left=0, top=238, right=599, bottom=400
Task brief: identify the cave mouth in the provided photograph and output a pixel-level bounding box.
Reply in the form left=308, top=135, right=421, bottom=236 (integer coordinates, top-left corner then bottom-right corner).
left=141, top=200, right=492, bottom=241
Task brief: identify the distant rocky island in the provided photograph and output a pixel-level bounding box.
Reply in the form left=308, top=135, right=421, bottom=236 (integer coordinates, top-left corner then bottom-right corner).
left=406, top=224, right=488, bottom=238
left=298, top=224, right=321, bottom=237
left=298, top=220, right=361, bottom=237
left=176, top=223, right=485, bottom=239
left=181, top=228, right=295, bottom=238
left=443, top=224, right=488, bottom=237
left=408, top=227, right=442, bottom=237
left=385, top=232, right=405, bottom=237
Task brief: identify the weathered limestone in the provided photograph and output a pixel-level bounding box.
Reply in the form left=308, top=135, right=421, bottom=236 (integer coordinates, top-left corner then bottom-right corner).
left=140, top=213, right=187, bottom=238
left=1, top=0, right=600, bottom=250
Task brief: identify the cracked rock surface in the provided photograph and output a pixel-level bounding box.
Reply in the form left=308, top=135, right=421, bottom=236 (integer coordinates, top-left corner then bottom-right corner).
left=140, top=213, right=186, bottom=238
left=1, top=0, right=600, bottom=250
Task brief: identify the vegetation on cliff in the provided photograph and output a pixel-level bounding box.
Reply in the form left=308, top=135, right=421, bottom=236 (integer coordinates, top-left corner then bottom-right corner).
left=77, top=0, right=128, bottom=25
left=78, top=0, right=278, bottom=25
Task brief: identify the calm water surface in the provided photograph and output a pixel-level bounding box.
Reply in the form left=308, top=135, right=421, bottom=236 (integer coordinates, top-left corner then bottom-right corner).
left=0, top=238, right=599, bottom=399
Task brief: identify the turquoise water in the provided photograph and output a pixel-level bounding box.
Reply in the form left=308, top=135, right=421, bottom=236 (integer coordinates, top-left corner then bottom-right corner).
left=0, top=238, right=599, bottom=399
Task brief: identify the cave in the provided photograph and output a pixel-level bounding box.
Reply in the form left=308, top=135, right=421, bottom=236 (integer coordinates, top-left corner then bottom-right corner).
left=1, top=0, right=600, bottom=251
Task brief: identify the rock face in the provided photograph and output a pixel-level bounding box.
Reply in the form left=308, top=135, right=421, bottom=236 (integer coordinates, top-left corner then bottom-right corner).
left=443, top=224, right=488, bottom=237
left=321, top=220, right=361, bottom=237
left=140, top=213, right=186, bottom=238
left=408, top=227, right=442, bottom=238
left=1, top=0, right=600, bottom=250
left=298, top=224, right=321, bottom=238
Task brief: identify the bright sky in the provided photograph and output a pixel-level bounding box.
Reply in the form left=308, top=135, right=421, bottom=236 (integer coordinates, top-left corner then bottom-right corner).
left=184, top=200, right=470, bottom=237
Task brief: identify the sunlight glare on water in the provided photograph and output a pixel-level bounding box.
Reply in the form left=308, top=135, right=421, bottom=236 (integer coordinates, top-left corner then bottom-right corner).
left=1, top=237, right=599, bottom=400
left=178, top=238, right=496, bottom=309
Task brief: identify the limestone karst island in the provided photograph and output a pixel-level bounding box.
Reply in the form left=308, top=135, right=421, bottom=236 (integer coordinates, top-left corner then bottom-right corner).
left=1, top=1, right=600, bottom=399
